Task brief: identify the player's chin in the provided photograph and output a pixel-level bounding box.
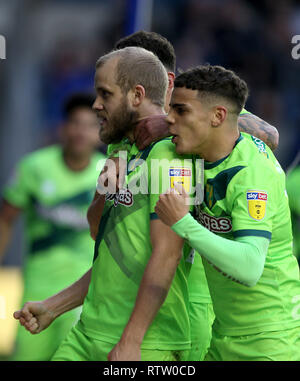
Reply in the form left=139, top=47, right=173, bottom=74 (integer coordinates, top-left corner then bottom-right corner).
left=99, top=129, right=112, bottom=145
left=174, top=143, right=187, bottom=155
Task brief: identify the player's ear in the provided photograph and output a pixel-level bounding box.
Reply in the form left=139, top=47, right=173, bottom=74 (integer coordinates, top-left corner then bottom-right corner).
left=130, top=85, right=145, bottom=107
left=167, top=72, right=175, bottom=91
left=211, top=106, right=227, bottom=127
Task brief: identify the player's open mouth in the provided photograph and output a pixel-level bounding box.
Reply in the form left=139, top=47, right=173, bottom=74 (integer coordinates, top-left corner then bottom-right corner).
left=172, top=134, right=179, bottom=144
left=98, top=116, right=107, bottom=128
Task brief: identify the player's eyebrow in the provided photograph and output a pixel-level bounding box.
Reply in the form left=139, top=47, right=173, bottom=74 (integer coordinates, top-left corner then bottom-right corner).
left=170, top=102, right=189, bottom=109
left=170, top=103, right=186, bottom=107
left=95, top=85, right=113, bottom=94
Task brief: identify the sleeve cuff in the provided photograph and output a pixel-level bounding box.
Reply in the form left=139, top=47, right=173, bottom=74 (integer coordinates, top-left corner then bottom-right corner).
left=150, top=212, right=159, bottom=220
left=233, top=229, right=272, bottom=240
left=171, top=212, right=202, bottom=238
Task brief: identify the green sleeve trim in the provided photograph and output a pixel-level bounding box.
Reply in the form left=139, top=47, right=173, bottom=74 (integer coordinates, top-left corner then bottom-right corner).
left=233, top=229, right=272, bottom=240
left=150, top=212, right=159, bottom=220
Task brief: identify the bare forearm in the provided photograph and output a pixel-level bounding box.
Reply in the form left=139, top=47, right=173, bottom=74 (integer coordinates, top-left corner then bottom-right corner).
left=121, top=252, right=181, bottom=344
left=44, top=268, right=92, bottom=319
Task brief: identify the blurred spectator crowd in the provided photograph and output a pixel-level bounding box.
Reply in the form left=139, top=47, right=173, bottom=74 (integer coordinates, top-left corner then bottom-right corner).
left=0, top=0, right=299, bottom=173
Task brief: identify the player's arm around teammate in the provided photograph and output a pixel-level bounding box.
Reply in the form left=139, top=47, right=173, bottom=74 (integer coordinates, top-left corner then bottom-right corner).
left=238, top=111, right=279, bottom=151
left=108, top=218, right=184, bottom=361
left=134, top=111, right=279, bottom=152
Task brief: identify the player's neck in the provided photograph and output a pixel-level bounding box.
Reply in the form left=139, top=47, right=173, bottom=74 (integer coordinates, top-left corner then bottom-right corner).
left=200, top=127, right=240, bottom=163
left=62, top=150, right=91, bottom=172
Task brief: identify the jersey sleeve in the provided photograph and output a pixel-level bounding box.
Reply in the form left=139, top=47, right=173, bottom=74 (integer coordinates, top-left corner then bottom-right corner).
left=146, top=139, right=194, bottom=219
left=2, top=158, right=34, bottom=209
left=228, top=165, right=277, bottom=240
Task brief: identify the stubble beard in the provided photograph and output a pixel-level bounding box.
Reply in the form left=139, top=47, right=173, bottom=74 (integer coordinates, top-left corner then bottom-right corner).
left=99, top=99, right=139, bottom=145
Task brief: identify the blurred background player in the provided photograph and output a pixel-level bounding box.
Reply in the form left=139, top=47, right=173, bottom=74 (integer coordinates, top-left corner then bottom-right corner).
left=0, top=93, right=105, bottom=360
left=286, top=161, right=300, bottom=264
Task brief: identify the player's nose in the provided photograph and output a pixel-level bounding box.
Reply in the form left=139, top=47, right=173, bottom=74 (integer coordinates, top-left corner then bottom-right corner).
left=166, top=111, right=175, bottom=125
left=92, top=97, right=104, bottom=112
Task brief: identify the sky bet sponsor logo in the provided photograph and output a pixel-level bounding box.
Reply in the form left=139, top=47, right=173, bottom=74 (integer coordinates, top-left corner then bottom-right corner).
left=247, top=190, right=267, bottom=220
left=169, top=168, right=191, bottom=177
left=169, top=167, right=192, bottom=193
left=246, top=191, right=268, bottom=201
left=197, top=210, right=232, bottom=233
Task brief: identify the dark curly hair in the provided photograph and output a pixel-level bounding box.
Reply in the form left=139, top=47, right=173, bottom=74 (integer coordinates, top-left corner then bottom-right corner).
left=175, top=65, right=248, bottom=114
left=63, top=93, right=95, bottom=118
left=114, top=30, right=176, bottom=72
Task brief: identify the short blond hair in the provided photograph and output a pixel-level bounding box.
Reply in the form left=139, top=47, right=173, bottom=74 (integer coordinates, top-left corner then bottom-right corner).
left=96, top=46, right=168, bottom=107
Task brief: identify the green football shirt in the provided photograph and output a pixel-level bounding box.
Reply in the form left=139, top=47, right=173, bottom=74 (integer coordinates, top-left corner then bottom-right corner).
left=194, top=133, right=300, bottom=336
left=78, top=138, right=195, bottom=349
left=187, top=109, right=262, bottom=304
left=3, top=145, right=106, bottom=292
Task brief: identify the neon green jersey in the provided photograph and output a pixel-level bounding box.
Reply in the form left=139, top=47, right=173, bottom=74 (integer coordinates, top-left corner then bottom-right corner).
left=194, top=133, right=300, bottom=336
left=286, top=166, right=300, bottom=260
left=187, top=109, right=260, bottom=303
left=79, top=138, right=195, bottom=349
left=3, top=145, right=106, bottom=288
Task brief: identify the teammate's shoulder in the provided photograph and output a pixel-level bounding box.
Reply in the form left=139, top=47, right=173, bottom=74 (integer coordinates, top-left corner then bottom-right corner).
left=18, top=144, right=61, bottom=168
left=233, top=135, right=277, bottom=173
left=232, top=137, right=283, bottom=187
left=240, top=132, right=280, bottom=168
left=147, top=138, right=192, bottom=161
left=238, top=133, right=269, bottom=159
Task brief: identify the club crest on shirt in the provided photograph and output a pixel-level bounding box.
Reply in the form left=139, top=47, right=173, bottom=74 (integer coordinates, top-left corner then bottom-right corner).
left=105, top=189, right=133, bottom=207
left=169, top=167, right=191, bottom=193
left=246, top=190, right=267, bottom=220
